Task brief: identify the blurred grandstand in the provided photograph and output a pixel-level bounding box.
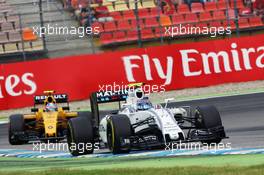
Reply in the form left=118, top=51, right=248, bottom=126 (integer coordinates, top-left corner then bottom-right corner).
left=0, top=0, right=263, bottom=62
left=0, top=0, right=44, bottom=62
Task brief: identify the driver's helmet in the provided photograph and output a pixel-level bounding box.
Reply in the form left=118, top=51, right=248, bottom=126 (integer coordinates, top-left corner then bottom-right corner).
left=45, top=103, right=57, bottom=112
left=136, top=97, right=153, bottom=110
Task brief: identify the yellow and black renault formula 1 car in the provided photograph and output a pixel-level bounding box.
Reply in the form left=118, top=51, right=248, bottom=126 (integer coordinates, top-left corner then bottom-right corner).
left=8, top=90, right=89, bottom=144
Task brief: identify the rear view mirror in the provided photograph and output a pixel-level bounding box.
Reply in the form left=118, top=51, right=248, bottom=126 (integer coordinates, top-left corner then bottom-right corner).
left=164, top=98, right=175, bottom=108
left=62, top=106, right=70, bottom=111
left=110, top=110, right=119, bottom=114
left=31, top=108, right=39, bottom=112
left=165, top=98, right=175, bottom=103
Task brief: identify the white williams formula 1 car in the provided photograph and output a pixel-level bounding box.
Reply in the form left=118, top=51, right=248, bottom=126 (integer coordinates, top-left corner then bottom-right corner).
left=67, top=85, right=227, bottom=156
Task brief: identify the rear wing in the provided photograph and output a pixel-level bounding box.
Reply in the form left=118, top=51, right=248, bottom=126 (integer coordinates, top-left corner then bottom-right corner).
left=90, top=91, right=128, bottom=127
left=34, top=94, right=68, bottom=105
left=95, top=91, right=128, bottom=103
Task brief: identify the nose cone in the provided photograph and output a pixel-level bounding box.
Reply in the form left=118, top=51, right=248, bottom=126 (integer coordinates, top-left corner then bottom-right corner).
left=43, top=112, right=58, bottom=137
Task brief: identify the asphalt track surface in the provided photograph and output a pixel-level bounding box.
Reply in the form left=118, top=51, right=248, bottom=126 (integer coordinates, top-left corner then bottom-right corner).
left=1, top=92, right=264, bottom=151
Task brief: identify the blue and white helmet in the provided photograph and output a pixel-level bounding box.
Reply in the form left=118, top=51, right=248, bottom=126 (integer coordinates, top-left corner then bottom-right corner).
left=136, top=97, right=153, bottom=110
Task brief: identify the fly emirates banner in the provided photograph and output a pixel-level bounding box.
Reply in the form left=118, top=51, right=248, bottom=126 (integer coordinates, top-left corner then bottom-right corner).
left=0, top=34, right=264, bottom=109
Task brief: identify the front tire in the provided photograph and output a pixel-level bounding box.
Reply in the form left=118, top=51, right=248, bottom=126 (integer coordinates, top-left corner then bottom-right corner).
left=107, top=115, right=132, bottom=154
left=195, top=106, right=225, bottom=144
left=9, top=114, right=25, bottom=145
left=67, top=112, right=94, bottom=156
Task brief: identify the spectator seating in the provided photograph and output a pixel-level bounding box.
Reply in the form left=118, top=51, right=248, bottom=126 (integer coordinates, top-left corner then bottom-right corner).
left=230, top=0, right=245, bottom=9
left=199, top=11, right=213, bottom=22
left=171, top=14, right=185, bottom=25
left=249, top=16, right=263, bottom=27
left=70, top=0, right=264, bottom=46
left=204, top=2, right=218, bottom=12
left=191, top=3, right=204, bottom=13
left=160, top=15, right=172, bottom=26
left=177, top=4, right=191, bottom=14
left=117, top=20, right=131, bottom=30
left=0, top=1, right=42, bottom=55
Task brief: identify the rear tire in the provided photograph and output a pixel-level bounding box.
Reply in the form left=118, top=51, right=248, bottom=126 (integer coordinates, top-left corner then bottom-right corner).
left=107, top=115, right=131, bottom=154
left=78, top=111, right=92, bottom=118
left=8, top=114, right=25, bottom=145
left=67, top=112, right=94, bottom=156
left=195, top=106, right=225, bottom=144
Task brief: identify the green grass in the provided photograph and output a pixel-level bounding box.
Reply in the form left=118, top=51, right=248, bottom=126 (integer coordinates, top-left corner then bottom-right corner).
left=0, top=116, right=7, bottom=120
left=1, top=165, right=264, bottom=175
left=1, top=154, right=264, bottom=172
left=1, top=157, right=264, bottom=175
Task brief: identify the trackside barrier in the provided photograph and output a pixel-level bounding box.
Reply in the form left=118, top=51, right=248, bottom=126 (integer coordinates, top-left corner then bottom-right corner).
left=0, top=34, right=264, bottom=109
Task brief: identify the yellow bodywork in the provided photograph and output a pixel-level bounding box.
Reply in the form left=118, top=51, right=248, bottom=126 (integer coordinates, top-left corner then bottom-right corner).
left=24, top=108, right=78, bottom=138
left=23, top=91, right=79, bottom=139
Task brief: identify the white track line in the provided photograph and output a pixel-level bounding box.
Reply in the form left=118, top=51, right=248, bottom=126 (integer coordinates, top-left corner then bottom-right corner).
left=0, top=121, right=8, bottom=124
